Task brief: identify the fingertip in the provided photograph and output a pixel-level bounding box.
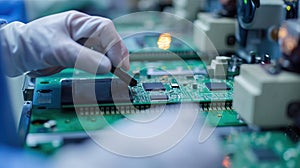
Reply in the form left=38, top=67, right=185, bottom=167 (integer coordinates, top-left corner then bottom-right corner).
left=121, top=44, right=130, bottom=71
left=106, top=40, right=131, bottom=71
left=121, top=54, right=130, bottom=71
left=96, top=57, right=112, bottom=74
left=118, top=46, right=130, bottom=71
left=84, top=51, right=112, bottom=74
left=27, top=67, right=65, bottom=77
left=68, top=42, right=113, bottom=75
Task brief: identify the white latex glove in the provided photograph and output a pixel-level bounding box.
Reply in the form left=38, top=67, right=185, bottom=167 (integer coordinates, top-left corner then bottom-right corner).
left=0, top=10, right=130, bottom=77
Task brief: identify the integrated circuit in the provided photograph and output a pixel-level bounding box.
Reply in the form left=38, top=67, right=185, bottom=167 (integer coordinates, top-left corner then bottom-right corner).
left=61, top=78, right=133, bottom=105
left=251, top=147, right=280, bottom=162
left=142, top=82, right=166, bottom=91
left=205, top=82, right=230, bottom=91
left=150, top=94, right=169, bottom=101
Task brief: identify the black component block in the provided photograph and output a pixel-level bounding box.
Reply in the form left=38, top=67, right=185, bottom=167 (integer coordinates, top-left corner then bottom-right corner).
left=251, top=147, right=280, bottom=162
left=142, top=82, right=166, bottom=91
left=150, top=94, right=168, bottom=101
left=61, top=78, right=133, bottom=105
left=205, top=82, right=230, bottom=91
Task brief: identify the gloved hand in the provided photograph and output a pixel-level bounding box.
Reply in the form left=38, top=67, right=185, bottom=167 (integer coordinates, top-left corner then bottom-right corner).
left=0, top=10, right=130, bottom=77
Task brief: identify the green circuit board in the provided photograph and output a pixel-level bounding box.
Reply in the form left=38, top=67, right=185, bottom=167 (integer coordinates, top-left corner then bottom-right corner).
left=22, top=31, right=300, bottom=168
left=33, top=60, right=233, bottom=108
left=32, top=60, right=235, bottom=108
left=22, top=32, right=246, bottom=154
left=25, top=58, right=245, bottom=154
left=222, top=131, right=300, bottom=168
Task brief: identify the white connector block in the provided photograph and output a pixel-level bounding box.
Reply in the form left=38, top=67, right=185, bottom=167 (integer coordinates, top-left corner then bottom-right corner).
left=207, top=56, right=230, bottom=79
left=173, top=0, right=204, bottom=20
left=233, top=65, right=300, bottom=128
left=194, top=13, right=237, bottom=53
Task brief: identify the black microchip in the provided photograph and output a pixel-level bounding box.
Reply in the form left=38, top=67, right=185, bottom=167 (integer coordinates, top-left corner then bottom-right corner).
left=150, top=94, right=168, bottom=101
left=61, top=78, right=133, bottom=105
left=205, top=82, right=230, bottom=91
left=251, top=147, right=280, bottom=162
left=142, top=82, right=166, bottom=91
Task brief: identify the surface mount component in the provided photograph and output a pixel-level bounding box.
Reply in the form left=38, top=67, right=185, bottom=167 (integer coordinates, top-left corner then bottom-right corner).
left=142, top=82, right=166, bottom=91
left=170, top=83, right=179, bottom=88
left=205, top=82, right=230, bottom=91
left=61, top=78, right=133, bottom=105
left=251, top=147, right=280, bottom=162
left=150, top=94, right=169, bottom=101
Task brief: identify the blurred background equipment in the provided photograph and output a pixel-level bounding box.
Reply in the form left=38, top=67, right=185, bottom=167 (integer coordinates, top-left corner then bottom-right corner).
left=194, top=10, right=237, bottom=55
left=236, top=0, right=285, bottom=62
left=278, top=19, right=300, bottom=74
left=25, top=0, right=132, bottom=21
left=233, top=19, right=300, bottom=128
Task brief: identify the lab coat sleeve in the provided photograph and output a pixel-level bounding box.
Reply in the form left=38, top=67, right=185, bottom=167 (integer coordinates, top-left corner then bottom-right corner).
left=0, top=19, right=53, bottom=168
left=0, top=19, right=21, bottom=147
left=0, top=0, right=27, bottom=23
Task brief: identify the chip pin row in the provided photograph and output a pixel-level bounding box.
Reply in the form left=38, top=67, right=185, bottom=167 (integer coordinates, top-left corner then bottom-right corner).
left=200, top=101, right=232, bottom=111
left=77, top=105, right=158, bottom=116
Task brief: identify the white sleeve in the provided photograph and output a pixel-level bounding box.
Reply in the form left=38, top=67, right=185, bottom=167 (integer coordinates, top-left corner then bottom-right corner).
left=0, top=20, right=22, bottom=146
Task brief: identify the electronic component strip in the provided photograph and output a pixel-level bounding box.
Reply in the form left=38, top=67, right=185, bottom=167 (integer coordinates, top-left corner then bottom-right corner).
left=205, top=82, right=231, bottom=91
left=142, top=82, right=166, bottom=91
left=150, top=94, right=169, bottom=101
left=30, top=60, right=239, bottom=123
left=32, top=60, right=235, bottom=110
left=61, top=78, right=133, bottom=105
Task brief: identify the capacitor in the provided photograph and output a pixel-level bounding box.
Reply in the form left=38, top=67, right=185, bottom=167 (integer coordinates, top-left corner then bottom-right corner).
left=249, top=51, right=257, bottom=64
left=192, top=83, right=198, bottom=89
left=262, top=54, right=271, bottom=64
left=43, top=120, right=57, bottom=129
